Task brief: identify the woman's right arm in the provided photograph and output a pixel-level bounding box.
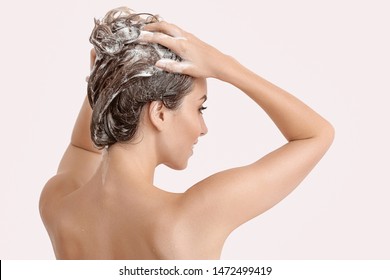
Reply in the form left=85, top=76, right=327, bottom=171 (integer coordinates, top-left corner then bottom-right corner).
left=40, top=50, right=102, bottom=219
left=140, top=22, right=334, bottom=234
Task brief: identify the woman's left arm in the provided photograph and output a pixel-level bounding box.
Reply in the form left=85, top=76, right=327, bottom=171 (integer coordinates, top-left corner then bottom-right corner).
left=140, top=21, right=334, bottom=236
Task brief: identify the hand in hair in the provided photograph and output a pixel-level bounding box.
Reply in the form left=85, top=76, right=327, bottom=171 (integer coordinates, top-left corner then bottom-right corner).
left=140, top=21, right=230, bottom=79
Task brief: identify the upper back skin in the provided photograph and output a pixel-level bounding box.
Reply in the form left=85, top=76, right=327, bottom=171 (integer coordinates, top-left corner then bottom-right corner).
left=40, top=170, right=226, bottom=260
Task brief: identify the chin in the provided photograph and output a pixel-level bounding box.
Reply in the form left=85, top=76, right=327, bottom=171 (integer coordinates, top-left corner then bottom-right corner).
left=166, top=163, right=188, bottom=171
left=164, top=158, right=189, bottom=171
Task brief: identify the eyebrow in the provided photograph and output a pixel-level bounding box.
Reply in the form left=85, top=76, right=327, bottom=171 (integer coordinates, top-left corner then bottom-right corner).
left=199, top=95, right=207, bottom=102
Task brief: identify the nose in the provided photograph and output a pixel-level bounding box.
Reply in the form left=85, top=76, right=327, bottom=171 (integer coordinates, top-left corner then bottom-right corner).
left=200, top=116, right=208, bottom=136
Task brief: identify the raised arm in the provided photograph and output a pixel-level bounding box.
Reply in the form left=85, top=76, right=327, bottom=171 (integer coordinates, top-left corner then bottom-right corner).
left=40, top=50, right=102, bottom=216
left=140, top=22, right=334, bottom=234
left=57, top=49, right=102, bottom=181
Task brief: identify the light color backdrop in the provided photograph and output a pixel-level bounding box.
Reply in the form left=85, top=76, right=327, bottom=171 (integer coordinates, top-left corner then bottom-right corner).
left=1, top=0, right=389, bottom=259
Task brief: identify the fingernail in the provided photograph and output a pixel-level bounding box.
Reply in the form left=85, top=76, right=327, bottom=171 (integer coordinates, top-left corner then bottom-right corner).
left=155, top=60, right=166, bottom=68
left=138, top=30, right=153, bottom=40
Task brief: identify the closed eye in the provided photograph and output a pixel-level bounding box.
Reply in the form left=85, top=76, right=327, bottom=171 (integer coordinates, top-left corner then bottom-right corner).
left=199, top=106, right=207, bottom=114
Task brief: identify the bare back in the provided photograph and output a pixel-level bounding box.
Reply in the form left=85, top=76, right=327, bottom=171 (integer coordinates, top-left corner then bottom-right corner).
left=41, top=170, right=225, bottom=260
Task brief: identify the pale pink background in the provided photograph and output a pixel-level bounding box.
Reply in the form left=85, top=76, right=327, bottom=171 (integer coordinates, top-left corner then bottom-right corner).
left=1, top=0, right=389, bottom=259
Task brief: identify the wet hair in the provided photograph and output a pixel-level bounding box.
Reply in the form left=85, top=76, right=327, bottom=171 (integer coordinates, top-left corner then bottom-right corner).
left=87, top=7, right=193, bottom=149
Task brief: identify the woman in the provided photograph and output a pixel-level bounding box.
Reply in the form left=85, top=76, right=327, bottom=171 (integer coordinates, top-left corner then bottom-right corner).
left=39, top=7, right=334, bottom=259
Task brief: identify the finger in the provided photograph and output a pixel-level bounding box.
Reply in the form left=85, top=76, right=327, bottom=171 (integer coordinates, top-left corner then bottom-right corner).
left=138, top=30, right=186, bottom=54
left=156, top=59, right=191, bottom=74
left=142, top=21, right=183, bottom=37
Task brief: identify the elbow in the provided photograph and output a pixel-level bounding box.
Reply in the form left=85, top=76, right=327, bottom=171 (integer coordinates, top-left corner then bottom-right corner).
left=320, top=121, right=335, bottom=148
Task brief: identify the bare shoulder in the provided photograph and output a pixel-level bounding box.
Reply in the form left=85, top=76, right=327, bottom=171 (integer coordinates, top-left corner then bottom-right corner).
left=179, top=165, right=257, bottom=235
left=145, top=191, right=225, bottom=259
left=39, top=173, right=80, bottom=224
left=40, top=144, right=102, bottom=224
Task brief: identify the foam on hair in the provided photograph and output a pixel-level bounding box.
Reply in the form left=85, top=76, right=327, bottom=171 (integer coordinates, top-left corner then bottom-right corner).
left=87, top=7, right=193, bottom=149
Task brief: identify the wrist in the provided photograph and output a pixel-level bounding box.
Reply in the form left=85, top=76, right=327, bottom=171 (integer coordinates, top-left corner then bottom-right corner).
left=214, top=56, right=250, bottom=84
left=212, top=54, right=233, bottom=80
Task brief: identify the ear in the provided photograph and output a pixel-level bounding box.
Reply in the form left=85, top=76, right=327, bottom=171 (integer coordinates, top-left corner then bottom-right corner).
left=148, top=101, right=167, bottom=131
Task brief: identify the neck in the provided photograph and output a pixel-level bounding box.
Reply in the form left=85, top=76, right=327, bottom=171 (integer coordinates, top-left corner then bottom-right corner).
left=101, top=139, right=159, bottom=188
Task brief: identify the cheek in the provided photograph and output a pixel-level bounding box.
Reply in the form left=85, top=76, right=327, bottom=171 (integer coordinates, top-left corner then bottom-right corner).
left=178, top=112, right=198, bottom=134
left=188, top=115, right=202, bottom=137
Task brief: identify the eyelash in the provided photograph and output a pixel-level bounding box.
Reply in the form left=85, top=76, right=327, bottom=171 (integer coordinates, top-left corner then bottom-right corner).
left=199, top=106, right=207, bottom=114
